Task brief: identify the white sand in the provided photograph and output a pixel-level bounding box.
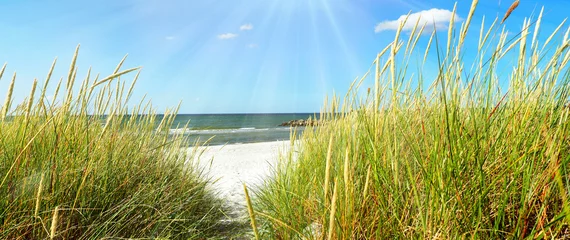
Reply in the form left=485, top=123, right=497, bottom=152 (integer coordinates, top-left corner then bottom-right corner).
left=188, top=141, right=294, bottom=216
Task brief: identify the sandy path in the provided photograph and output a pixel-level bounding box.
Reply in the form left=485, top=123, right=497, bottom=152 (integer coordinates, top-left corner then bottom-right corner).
left=188, top=141, right=294, bottom=216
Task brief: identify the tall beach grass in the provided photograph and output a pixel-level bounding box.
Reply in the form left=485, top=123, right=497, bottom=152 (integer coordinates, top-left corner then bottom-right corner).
left=0, top=46, right=225, bottom=239
left=252, top=1, right=570, bottom=239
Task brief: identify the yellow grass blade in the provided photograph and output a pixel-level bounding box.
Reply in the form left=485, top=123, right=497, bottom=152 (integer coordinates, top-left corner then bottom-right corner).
left=1, top=72, right=16, bottom=120
left=244, top=184, right=260, bottom=240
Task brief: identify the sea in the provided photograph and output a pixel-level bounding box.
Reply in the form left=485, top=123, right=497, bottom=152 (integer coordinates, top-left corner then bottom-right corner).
left=163, top=113, right=318, bottom=146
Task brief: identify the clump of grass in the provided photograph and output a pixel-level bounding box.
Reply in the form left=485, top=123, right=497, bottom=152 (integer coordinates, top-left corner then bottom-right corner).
left=0, top=46, right=225, bottom=239
left=253, top=1, right=570, bottom=239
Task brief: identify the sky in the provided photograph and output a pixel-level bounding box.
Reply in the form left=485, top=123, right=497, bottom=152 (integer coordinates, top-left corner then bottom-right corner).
left=0, top=0, right=568, bottom=114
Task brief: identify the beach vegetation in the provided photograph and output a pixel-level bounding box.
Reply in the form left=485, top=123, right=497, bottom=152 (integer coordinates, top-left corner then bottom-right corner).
left=0, top=46, right=226, bottom=239
left=251, top=1, right=570, bottom=238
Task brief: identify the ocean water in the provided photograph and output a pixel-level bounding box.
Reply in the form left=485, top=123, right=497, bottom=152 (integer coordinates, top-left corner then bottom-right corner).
left=163, top=113, right=318, bottom=146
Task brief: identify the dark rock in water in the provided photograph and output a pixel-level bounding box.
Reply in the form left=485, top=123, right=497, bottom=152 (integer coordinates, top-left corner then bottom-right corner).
left=279, top=119, right=321, bottom=127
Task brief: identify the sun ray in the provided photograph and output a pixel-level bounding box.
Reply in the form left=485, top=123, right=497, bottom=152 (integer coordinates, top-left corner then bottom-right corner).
left=308, top=0, right=329, bottom=103
left=320, top=0, right=361, bottom=80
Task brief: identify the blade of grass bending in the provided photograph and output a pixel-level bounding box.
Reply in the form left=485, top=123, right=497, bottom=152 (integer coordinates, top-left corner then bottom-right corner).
left=459, top=0, right=479, bottom=47
left=243, top=183, right=260, bottom=240
left=65, top=67, right=77, bottom=107
left=410, top=23, right=427, bottom=55
left=113, top=54, right=128, bottom=74
left=324, top=135, right=334, bottom=199
left=530, top=7, right=544, bottom=51
left=49, top=77, right=63, bottom=110
left=86, top=73, right=99, bottom=103
left=91, top=67, right=140, bottom=89
left=66, top=45, right=79, bottom=93
left=424, top=30, right=435, bottom=64
left=25, top=79, right=38, bottom=123
left=34, top=173, right=45, bottom=218
left=362, top=164, right=371, bottom=205
left=0, top=62, right=6, bottom=81
left=390, top=19, right=404, bottom=103
left=327, top=179, right=338, bottom=240
left=481, top=18, right=498, bottom=52
left=501, top=0, right=520, bottom=24
left=541, top=19, right=567, bottom=53
left=374, top=54, right=380, bottom=111
left=1, top=72, right=16, bottom=120
left=478, top=16, right=486, bottom=51
left=50, top=206, right=59, bottom=239
left=124, top=69, right=141, bottom=105
left=405, top=16, right=422, bottom=56
left=446, top=3, right=458, bottom=58
left=343, top=147, right=350, bottom=197
left=39, top=58, right=57, bottom=114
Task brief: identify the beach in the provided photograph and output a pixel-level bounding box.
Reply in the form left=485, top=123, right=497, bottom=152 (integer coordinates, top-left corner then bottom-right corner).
left=188, top=141, right=295, bottom=216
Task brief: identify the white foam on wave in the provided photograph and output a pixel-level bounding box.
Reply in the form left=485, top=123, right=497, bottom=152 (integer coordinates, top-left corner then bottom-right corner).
left=168, top=127, right=290, bottom=135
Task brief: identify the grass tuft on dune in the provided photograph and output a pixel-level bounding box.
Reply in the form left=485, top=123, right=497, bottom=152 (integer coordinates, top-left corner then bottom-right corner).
left=252, top=1, right=570, bottom=239
left=0, top=46, right=225, bottom=239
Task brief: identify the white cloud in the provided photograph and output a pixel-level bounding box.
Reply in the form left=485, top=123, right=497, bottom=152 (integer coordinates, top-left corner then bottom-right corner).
left=374, top=8, right=462, bottom=33
left=240, top=24, right=253, bottom=31
left=247, top=43, right=258, bottom=48
left=218, top=33, right=238, bottom=39
left=165, top=36, right=175, bottom=40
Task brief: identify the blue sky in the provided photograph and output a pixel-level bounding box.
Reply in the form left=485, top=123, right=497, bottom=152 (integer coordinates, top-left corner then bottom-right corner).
left=0, top=0, right=568, bottom=113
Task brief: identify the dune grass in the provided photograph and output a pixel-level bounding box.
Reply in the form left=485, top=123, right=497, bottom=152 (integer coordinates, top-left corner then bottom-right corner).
left=0, top=46, right=226, bottom=239
left=252, top=1, right=570, bottom=239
